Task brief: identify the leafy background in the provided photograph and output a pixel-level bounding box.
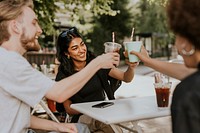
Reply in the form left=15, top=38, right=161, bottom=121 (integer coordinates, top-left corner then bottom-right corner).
left=33, top=0, right=173, bottom=57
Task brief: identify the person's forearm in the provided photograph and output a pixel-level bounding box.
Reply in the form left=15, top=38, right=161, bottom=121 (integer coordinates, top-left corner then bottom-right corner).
left=109, top=65, right=135, bottom=83
left=30, top=115, right=58, bottom=131
left=123, top=66, right=135, bottom=82
left=49, top=53, right=119, bottom=103
left=144, top=58, right=196, bottom=80
left=49, top=59, right=101, bottom=102
left=46, top=53, right=119, bottom=102
left=63, top=100, right=80, bottom=115
left=30, top=116, right=76, bottom=132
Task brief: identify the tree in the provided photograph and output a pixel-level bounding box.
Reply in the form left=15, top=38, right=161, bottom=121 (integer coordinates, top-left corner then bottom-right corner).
left=131, top=0, right=174, bottom=57
left=34, top=0, right=58, bottom=35
left=33, top=0, right=119, bottom=49
left=33, top=0, right=118, bottom=35
left=132, top=0, right=168, bottom=33
left=87, top=0, right=134, bottom=55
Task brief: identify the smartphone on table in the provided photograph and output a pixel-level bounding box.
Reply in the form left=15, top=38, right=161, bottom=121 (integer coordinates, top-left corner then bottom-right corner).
left=92, top=102, right=114, bottom=108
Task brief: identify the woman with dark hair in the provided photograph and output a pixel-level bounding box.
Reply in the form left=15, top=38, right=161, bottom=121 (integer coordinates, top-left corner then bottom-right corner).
left=55, top=27, right=138, bottom=132
left=56, top=27, right=96, bottom=76
left=167, top=0, right=200, bottom=132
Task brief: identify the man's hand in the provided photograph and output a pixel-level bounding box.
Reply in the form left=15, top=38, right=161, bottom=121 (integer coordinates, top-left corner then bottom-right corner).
left=96, top=52, right=120, bottom=69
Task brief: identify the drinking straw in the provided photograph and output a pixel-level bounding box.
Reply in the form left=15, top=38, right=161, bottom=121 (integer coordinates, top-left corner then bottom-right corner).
left=130, top=27, right=135, bottom=41
left=154, top=73, right=161, bottom=83
left=112, top=32, right=115, bottom=43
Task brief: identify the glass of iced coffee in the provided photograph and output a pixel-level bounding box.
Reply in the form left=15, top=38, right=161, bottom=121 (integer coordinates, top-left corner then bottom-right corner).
left=154, top=82, right=172, bottom=109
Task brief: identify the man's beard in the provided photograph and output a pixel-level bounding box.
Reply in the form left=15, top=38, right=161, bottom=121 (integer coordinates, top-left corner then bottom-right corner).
left=20, top=29, right=41, bottom=52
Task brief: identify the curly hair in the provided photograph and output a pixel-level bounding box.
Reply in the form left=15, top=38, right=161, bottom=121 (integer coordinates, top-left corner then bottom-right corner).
left=167, top=0, right=200, bottom=50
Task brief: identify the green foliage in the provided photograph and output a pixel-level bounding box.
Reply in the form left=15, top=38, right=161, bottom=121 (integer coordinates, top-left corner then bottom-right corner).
left=33, top=0, right=174, bottom=58
left=33, top=0, right=58, bottom=35
left=87, top=0, right=133, bottom=55
left=131, top=0, right=175, bottom=57
left=62, top=0, right=118, bottom=16
left=33, top=0, right=118, bottom=35
left=33, top=0, right=119, bottom=48
left=147, top=0, right=168, bottom=7
left=133, top=0, right=169, bottom=33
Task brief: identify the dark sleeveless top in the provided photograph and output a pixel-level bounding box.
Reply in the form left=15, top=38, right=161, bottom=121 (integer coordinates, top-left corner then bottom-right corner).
left=55, top=64, right=121, bottom=122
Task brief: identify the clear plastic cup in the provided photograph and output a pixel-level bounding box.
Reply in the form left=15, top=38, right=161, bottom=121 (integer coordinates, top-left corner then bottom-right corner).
left=154, top=82, right=172, bottom=109
left=104, top=42, right=122, bottom=53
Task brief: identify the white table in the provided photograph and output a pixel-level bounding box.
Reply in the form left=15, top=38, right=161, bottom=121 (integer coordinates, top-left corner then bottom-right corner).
left=115, top=74, right=179, bottom=99
left=71, top=96, right=171, bottom=132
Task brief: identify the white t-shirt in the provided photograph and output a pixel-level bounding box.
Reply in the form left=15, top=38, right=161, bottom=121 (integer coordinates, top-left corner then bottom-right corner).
left=0, top=47, right=54, bottom=133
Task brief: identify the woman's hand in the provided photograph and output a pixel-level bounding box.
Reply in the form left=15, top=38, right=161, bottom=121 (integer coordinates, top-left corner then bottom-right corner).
left=130, top=45, right=150, bottom=65
left=125, top=60, right=139, bottom=68
left=123, top=50, right=139, bottom=68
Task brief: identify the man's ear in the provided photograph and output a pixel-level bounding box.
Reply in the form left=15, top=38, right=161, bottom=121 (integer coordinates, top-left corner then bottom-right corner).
left=10, top=20, right=22, bottom=34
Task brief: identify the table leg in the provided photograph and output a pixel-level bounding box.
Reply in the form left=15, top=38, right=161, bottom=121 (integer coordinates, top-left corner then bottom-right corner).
left=116, top=123, right=138, bottom=133
left=110, top=124, right=123, bottom=133
left=131, top=121, right=143, bottom=133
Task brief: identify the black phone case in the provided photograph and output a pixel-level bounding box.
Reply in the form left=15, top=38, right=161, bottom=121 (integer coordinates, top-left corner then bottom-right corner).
left=92, top=102, right=114, bottom=108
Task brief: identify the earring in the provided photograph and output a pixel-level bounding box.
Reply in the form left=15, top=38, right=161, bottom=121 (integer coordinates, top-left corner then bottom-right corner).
left=181, top=46, right=195, bottom=56
left=67, top=55, right=70, bottom=59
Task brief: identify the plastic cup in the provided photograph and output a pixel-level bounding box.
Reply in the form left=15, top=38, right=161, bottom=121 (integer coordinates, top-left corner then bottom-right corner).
left=104, top=42, right=122, bottom=53
left=40, top=64, right=48, bottom=75
left=124, top=41, right=142, bottom=62
left=154, top=82, right=172, bottom=109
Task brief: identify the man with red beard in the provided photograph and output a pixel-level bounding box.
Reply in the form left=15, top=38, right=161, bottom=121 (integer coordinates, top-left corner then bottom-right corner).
left=0, top=0, right=119, bottom=133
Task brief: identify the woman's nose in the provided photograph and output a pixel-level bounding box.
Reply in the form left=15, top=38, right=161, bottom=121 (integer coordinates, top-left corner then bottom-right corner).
left=79, top=46, right=86, bottom=52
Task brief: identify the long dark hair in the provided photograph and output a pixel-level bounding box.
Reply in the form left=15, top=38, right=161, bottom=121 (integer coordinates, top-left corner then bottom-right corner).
left=56, top=27, right=95, bottom=75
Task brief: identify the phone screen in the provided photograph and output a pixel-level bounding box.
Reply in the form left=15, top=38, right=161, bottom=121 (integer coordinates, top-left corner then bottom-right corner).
left=92, top=102, right=114, bottom=108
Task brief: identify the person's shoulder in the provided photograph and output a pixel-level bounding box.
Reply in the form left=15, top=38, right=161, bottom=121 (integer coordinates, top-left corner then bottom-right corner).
left=0, top=47, right=23, bottom=65
left=181, top=70, right=200, bottom=85
left=0, top=47, right=22, bottom=59
left=174, top=71, right=200, bottom=100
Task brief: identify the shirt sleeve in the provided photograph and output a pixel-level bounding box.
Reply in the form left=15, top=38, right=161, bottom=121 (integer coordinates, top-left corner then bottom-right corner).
left=1, top=54, right=54, bottom=107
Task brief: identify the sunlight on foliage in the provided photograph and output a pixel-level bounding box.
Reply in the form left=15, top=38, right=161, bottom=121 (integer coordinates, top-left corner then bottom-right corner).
left=147, top=0, right=168, bottom=7
left=63, top=0, right=119, bottom=16
left=34, top=0, right=119, bottom=35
